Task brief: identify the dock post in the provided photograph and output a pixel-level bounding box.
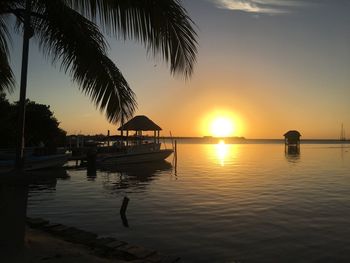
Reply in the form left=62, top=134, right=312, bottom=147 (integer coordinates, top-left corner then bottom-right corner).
left=87, top=148, right=97, bottom=172
left=174, top=140, right=178, bottom=169
left=120, top=196, right=129, bottom=215
left=120, top=197, right=130, bottom=227
left=174, top=140, right=177, bottom=159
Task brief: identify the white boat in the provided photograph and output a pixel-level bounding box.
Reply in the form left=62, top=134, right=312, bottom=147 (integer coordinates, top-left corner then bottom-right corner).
left=98, top=115, right=174, bottom=165
left=0, top=153, right=69, bottom=173
left=98, top=143, right=173, bottom=165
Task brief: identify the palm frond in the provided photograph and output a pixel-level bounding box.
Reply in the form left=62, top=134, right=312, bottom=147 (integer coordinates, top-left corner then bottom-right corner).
left=0, top=16, right=14, bottom=92
left=64, top=0, right=198, bottom=78
left=33, top=0, right=136, bottom=122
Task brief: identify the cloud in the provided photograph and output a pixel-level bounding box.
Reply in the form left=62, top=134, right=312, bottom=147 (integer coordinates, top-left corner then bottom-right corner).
left=212, top=0, right=306, bottom=14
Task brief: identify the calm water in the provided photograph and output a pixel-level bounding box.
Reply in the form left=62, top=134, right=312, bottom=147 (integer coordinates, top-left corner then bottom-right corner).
left=28, top=142, right=350, bottom=262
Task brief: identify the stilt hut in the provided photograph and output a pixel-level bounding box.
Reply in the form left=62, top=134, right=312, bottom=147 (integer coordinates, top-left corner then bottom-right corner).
left=118, top=115, right=162, bottom=147
left=96, top=115, right=173, bottom=165
left=284, top=130, right=301, bottom=154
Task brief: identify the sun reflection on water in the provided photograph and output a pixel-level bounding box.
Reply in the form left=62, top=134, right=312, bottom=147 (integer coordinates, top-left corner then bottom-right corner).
left=215, top=140, right=229, bottom=166
left=203, top=140, right=238, bottom=166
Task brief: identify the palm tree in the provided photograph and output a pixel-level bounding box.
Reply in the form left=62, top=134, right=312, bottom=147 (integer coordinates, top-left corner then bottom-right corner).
left=0, top=0, right=197, bottom=168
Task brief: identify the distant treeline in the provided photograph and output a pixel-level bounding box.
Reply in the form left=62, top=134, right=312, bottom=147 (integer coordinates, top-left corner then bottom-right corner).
left=0, top=93, right=66, bottom=149
left=162, top=136, right=246, bottom=140
left=66, top=134, right=246, bottom=142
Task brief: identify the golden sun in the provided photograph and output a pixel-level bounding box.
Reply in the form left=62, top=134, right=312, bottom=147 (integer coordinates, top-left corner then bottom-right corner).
left=210, top=117, right=235, bottom=137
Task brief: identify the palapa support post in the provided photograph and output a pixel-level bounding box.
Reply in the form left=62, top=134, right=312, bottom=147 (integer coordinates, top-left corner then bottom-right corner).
left=107, top=130, right=110, bottom=147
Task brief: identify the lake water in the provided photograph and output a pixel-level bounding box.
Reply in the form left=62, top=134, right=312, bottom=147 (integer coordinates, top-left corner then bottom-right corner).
left=27, top=142, right=350, bottom=262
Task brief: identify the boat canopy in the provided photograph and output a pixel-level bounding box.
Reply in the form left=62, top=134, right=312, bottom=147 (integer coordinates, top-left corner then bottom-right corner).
left=118, top=115, right=162, bottom=131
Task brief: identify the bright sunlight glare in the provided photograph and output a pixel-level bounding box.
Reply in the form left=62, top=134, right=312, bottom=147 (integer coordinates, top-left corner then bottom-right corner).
left=215, top=140, right=229, bottom=166
left=200, top=109, right=244, bottom=137
left=210, top=117, right=234, bottom=137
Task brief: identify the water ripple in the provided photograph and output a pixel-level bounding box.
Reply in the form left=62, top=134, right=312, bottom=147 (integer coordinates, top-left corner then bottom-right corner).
left=27, top=144, right=350, bottom=262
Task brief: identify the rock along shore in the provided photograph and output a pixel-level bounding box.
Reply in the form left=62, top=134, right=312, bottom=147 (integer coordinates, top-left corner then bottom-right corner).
left=4, top=217, right=181, bottom=263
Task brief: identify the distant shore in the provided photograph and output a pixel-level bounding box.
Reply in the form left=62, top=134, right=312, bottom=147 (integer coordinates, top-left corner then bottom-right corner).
left=68, top=134, right=348, bottom=142
left=162, top=137, right=350, bottom=144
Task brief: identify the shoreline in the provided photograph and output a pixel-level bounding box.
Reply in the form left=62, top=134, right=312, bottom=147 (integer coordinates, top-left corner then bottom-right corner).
left=3, top=217, right=180, bottom=263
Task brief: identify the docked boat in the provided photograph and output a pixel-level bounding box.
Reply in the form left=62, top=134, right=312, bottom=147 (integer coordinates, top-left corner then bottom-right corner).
left=0, top=149, right=69, bottom=173
left=98, top=144, right=173, bottom=165
left=98, top=115, right=174, bottom=165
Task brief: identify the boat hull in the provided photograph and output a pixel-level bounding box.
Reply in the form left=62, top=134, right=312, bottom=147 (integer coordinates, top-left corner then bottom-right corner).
left=98, top=149, right=173, bottom=165
left=0, top=154, right=68, bottom=173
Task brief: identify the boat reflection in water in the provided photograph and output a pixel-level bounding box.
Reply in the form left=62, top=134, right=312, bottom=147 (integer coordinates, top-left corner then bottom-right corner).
left=98, top=161, right=173, bottom=227
left=98, top=160, right=173, bottom=192
left=28, top=168, right=70, bottom=192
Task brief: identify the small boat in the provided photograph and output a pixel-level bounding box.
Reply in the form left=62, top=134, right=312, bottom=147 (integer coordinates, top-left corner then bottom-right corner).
left=98, top=143, right=173, bottom=165
left=98, top=115, right=174, bottom=165
left=0, top=150, right=69, bottom=173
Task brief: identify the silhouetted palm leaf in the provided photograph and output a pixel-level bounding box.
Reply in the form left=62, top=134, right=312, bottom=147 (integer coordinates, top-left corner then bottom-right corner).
left=33, top=0, right=136, bottom=122
left=0, top=0, right=197, bottom=122
left=0, top=16, right=14, bottom=92
left=65, top=0, right=198, bottom=77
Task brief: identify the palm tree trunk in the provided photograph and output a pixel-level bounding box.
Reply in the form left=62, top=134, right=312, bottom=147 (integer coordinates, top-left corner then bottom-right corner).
left=15, top=0, right=32, bottom=170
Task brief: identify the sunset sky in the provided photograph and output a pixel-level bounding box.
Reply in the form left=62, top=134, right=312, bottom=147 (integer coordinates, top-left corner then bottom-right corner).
left=7, top=0, right=350, bottom=139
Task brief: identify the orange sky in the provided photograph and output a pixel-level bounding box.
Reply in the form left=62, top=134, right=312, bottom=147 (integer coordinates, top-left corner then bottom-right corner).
left=7, top=0, right=350, bottom=139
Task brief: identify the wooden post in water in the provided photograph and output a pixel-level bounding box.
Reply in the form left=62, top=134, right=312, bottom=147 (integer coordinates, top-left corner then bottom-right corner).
left=120, top=196, right=129, bottom=215
left=174, top=140, right=177, bottom=168
left=87, top=148, right=96, bottom=172
left=120, top=196, right=129, bottom=228
left=107, top=130, right=110, bottom=147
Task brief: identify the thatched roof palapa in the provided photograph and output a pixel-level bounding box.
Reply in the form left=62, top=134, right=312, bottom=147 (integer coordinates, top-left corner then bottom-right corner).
left=118, top=115, right=162, bottom=131
left=284, top=130, right=301, bottom=139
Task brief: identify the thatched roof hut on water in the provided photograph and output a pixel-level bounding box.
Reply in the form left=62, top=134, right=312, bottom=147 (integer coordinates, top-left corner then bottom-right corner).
left=284, top=130, right=301, bottom=147
left=118, top=115, right=162, bottom=131
left=118, top=115, right=162, bottom=145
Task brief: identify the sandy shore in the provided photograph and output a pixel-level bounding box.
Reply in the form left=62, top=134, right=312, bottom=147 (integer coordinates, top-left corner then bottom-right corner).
left=3, top=228, right=126, bottom=263
left=1, top=218, right=180, bottom=263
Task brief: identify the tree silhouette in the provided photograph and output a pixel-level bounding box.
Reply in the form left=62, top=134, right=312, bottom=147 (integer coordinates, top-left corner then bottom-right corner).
left=0, top=0, right=197, bottom=168
left=0, top=93, right=66, bottom=149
